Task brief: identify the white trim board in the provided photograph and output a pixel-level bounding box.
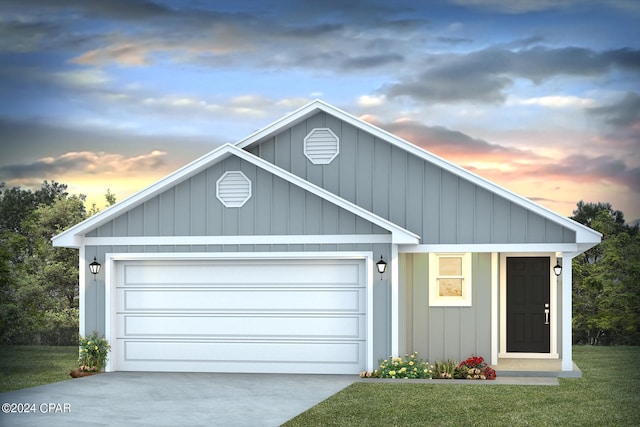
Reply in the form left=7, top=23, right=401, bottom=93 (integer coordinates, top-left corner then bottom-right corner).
left=84, top=234, right=392, bottom=246
left=399, top=243, right=580, bottom=253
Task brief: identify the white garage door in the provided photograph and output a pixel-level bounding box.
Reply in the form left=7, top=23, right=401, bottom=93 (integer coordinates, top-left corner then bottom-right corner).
left=113, top=258, right=367, bottom=374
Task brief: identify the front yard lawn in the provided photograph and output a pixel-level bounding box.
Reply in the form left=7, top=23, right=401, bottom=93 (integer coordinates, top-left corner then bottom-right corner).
left=0, top=345, right=77, bottom=393
left=284, top=346, right=640, bottom=426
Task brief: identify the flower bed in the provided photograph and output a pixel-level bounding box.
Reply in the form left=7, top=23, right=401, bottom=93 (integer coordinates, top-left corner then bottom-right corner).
left=360, top=353, right=496, bottom=380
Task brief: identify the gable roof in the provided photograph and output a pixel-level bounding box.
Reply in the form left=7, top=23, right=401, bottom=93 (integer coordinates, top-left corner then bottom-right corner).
left=236, top=99, right=601, bottom=253
left=52, top=143, right=419, bottom=248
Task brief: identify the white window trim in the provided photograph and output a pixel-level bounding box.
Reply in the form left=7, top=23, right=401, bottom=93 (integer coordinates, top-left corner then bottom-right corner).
left=429, top=253, right=472, bottom=307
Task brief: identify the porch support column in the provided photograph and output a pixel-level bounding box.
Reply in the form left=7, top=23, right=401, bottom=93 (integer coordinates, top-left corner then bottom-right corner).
left=491, top=252, right=499, bottom=365
left=391, top=244, right=399, bottom=357
left=79, top=245, right=86, bottom=337
left=561, top=253, right=573, bottom=371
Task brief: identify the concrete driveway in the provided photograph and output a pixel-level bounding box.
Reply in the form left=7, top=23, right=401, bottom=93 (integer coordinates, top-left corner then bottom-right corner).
left=0, top=372, right=356, bottom=426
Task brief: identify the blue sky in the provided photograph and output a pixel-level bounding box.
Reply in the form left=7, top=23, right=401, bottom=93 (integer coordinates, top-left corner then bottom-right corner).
left=1, top=0, right=639, bottom=222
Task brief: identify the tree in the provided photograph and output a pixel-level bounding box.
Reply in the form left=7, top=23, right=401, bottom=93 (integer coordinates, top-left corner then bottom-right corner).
left=105, top=189, right=116, bottom=207
left=0, top=182, right=88, bottom=344
left=572, top=201, right=640, bottom=345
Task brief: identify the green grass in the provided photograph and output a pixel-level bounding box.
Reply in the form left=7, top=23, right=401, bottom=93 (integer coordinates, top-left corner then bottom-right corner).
left=0, top=346, right=77, bottom=393
left=284, top=346, right=640, bottom=427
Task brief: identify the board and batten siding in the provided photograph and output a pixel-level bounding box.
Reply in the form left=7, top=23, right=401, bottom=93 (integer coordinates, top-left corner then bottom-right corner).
left=87, top=155, right=389, bottom=240
left=247, top=112, right=576, bottom=245
left=400, top=253, right=492, bottom=361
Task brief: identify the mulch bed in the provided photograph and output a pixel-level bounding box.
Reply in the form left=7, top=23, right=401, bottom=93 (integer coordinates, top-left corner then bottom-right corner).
left=70, top=369, right=103, bottom=378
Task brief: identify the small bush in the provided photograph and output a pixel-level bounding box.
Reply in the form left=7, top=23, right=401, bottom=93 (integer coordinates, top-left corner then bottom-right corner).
left=78, top=332, right=110, bottom=372
left=432, top=359, right=458, bottom=379
left=361, top=352, right=433, bottom=379
left=458, top=356, right=496, bottom=380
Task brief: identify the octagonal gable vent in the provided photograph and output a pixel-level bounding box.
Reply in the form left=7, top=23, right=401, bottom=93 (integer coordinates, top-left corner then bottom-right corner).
left=304, top=128, right=339, bottom=165
left=216, top=171, right=251, bottom=207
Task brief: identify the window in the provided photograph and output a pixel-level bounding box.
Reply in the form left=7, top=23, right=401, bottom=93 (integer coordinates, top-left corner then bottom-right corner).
left=429, top=253, right=472, bottom=306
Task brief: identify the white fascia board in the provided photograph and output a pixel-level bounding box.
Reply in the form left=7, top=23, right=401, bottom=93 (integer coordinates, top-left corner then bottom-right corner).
left=52, top=144, right=236, bottom=248
left=84, top=234, right=392, bottom=246
left=236, top=100, right=601, bottom=248
left=229, top=145, right=420, bottom=245
left=399, top=243, right=579, bottom=253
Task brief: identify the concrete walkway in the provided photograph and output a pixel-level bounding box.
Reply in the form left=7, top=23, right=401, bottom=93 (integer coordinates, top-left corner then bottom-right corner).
left=0, top=372, right=355, bottom=427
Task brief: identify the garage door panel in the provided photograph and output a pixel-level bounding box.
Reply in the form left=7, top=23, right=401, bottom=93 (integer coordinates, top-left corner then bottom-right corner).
left=118, top=340, right=364, bottom=374
left=122, top=261, right=362, bottom=286
left=118, top=288, right=365, bottom=313
left=122, top=340, right=362, bottom=363
left=118, top=314, right=365, bottom=339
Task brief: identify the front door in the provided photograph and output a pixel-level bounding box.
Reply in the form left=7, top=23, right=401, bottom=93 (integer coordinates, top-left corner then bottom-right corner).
left=506, top=257, right=550, bottom=353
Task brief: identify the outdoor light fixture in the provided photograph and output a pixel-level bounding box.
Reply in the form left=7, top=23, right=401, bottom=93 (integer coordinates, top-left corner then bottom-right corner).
left=376, top=255, right=387, bottom=279
left=89, top=257, right=101, bottom=280
left=553, top=260, right=562, bottom=276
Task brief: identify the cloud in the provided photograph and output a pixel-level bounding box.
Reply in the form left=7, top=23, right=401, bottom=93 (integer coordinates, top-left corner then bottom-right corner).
left=341, top=53, right=404, bottom=70
left=450, top=0, right=640, bottom=14
left=588, top=92, right=640, bottom=127
left=0, top=19, right=58, bottom=53
left=538, top=154, right=640, bottom=191
left=373, top=118, right=541, bottom=162
left=53, top=69, right=112, bottom=88
left=514, top=95, right=595, bottom=108
left=436, top=36, right=473, bottom=45
left=2, top=0, right=173, bottom=21
left=71, top=42, right=151, bottom=67
left=384, top=46, right=640, bottom=104
left=0, top=150, right=168, bottom=181
left=450, top=0, right=583, bottom=13
left=368, top=118, right=640, bottom=198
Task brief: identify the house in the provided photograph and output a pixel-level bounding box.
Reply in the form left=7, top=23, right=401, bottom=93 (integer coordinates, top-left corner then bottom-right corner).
left=53, top=100, right=601, bottom=375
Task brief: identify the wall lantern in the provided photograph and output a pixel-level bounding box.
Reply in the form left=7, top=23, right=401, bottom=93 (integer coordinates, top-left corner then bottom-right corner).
left=89, top=257, right=101, bottom=280
left=376, top=255, right=387, bottom=279
left=553, top=260, right=562, bottom=276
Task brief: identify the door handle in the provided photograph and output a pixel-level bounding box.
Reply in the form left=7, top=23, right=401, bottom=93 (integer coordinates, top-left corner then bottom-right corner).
left=544, top=303, right=550, bottom=325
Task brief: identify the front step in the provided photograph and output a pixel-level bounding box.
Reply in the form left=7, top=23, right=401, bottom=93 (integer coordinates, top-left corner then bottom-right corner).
left=493, top=360, right=582, bottom=378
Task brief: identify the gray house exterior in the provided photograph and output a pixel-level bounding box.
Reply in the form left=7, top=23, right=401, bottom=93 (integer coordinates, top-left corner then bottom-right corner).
left=53, top=100, right=601, bottom=375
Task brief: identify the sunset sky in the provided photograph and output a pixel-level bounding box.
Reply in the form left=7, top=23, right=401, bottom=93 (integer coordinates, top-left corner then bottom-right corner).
left=1, top=0, right=639, bottom=223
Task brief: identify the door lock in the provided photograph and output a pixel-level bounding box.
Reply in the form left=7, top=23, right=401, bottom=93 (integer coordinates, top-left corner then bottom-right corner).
left=544, top=303, right=550, bottom=325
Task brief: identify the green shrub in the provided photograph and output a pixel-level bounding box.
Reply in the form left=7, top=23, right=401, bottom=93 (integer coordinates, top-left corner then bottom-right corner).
left=78, top=332, right=110, bottom=372
left=432, top=359, right=458, bottom=379
left=362, top=352, right=433, bottom=379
